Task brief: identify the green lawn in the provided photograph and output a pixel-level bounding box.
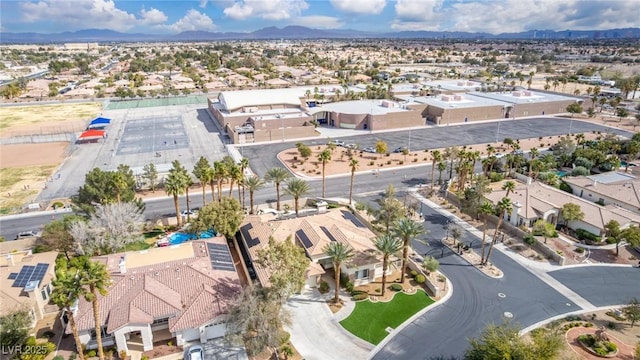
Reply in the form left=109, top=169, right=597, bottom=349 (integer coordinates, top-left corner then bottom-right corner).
left=339, top=289, right=434, bottom=345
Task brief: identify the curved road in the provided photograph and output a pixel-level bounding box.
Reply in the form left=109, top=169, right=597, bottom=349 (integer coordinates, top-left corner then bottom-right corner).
left=372, top=198, right=640, bottom=359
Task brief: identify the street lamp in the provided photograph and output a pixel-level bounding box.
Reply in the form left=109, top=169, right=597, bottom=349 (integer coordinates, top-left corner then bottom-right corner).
left=495, top=121, right=501, bottom=143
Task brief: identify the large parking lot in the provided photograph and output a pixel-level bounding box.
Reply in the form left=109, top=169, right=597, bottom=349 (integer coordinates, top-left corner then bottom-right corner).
left=37, top=104, right=229, bottom=201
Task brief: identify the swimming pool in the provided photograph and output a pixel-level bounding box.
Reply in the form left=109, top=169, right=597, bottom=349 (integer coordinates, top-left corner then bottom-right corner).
left=554, top=170, right=568, bottom=177
left=168, top=229, right=215, bottom=245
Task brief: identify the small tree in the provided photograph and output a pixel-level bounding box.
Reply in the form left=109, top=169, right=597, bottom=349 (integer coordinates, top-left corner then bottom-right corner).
left=622, top=297, right=640, bottom=327
left=616, top=107, right=629, bottom=122
left=619, top=225, right=640, bottom=256
left=532, top=219, right=555, bottom=244
left=566, top=103, right=583, bottom=117
left=0, top=309, right=32, bottom=349
left=560, top=203, right=584, bottom=229
left=142, top=163, right=158, bottom=192
left=375, top=139, right=388, bottom=158
left=255, top=236, right=309, bottom=302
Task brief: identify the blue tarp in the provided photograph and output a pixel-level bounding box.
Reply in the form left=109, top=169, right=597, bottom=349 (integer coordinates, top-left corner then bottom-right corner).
left=89, top=117, right=111, bottom=125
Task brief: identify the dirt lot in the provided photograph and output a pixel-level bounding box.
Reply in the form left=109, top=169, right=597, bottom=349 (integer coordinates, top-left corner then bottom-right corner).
left=0, top=102, right=102, bottom=137
left=0, top=142, right=67, bottom=214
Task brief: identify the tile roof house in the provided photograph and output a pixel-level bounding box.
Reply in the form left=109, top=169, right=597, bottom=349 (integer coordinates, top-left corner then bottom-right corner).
left=562, top=172, right=640, bottom=214
left=70, top=236, right=241, bottom=353
left=239, top=209, right=397, bottom=289
left=0, top=250, right=58, bottom=325
left=485, top=181, right=640, bottom=236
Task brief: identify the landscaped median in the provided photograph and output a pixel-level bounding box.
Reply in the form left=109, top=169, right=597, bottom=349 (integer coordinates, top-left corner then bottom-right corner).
left=339, top=289, right=434, bottom=345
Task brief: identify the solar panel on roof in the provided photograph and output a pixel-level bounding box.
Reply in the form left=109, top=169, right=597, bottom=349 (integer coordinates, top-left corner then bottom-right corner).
left=240, top=224, right=259, bottom=248
left=11, top=263, right=48, bottom=288
left=12, top=265, right=35, bottom=287
left=206, top=243, right=235, bottom=272
left=296, top=229, right=313, bottom=248
left=8, top=273, right=18, bottom=280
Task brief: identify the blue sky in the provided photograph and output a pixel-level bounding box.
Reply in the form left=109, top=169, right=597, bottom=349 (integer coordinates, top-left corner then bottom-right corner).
left=1, top=0, right=638, bottom=35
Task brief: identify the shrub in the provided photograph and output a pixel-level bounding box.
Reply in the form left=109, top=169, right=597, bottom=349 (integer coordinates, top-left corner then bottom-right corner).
left=141, top=356, right=149, bottom=360
left=87, top=350, right=97, bottom=358
left=369, top=161, right=375, bottom=166
left=52, top=201, right=65, bottom=209
left=574, top=247, right=585, bottom=253
left=353, top=293, right=368, bottom=301
left=375, top=288, right=381, bottom=293
left=387, top=160, right=392, bottom=165
left=69, top=355, right=77, bottom=360
left=488, top=172, right=504, bottom=182
left=53, top=356, right=65, bottom=360
left=280, top=345, right=294, bottom=357
left=523, top=234, right=536, bottom=245
left=409, top=270, right=418, bottom=278
left=390, top=283, right=403, bottom=291
left=415, top=274, right=426, bottom=284
left=279, top=331, right=291, bottom=345
left=423, top=256, right=439, bottom=274
left=319, top=280, right=330, bottom=294
left=575, top=228, right=601, bottom=242
left=413, top=158, right=418, bottom=163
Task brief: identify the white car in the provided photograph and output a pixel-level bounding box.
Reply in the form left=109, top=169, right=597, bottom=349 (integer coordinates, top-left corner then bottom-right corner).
left=330, top=140, right=345, bottom=147
left=187, top=345, right=203, bottom=360
left=258, top=208, right=279, bottom=215
left=494, top=153, right=505, bottom=159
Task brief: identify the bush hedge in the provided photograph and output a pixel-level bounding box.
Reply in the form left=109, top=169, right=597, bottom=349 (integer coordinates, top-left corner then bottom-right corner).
left=390, top=283, right=403, bottom=291
left=574, top=228, right=601, bottom=242
left=415, top=274, right=426, bottom=284
left=353, top=293, right=368, bottom=301
left=409, top=270, right=418, bottom=278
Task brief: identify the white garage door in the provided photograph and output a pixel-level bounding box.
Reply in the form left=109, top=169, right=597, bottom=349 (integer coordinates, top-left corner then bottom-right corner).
left=204, top=323, right=226, bottom=340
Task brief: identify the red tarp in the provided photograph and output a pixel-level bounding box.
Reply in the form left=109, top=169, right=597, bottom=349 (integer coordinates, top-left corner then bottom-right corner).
left=79, top=129, right=105, bottom=139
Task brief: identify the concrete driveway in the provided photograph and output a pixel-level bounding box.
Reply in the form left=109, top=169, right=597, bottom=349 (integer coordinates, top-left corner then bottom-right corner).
left=285, top=287, right=371, bottom=360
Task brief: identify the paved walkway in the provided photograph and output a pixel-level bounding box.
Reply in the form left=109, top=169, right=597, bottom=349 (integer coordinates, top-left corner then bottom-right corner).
left=285, top=287, right=371, bottom=360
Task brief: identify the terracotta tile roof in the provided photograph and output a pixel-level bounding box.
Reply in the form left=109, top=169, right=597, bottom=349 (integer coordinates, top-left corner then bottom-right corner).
left=73, top=237, right=241, bottom=334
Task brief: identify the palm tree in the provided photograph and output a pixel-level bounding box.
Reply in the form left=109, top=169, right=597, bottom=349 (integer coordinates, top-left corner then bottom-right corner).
left=349, top=159, right=358, bottom=205
left=165, top=160, right=189, bottom=227
left=74, top=256, right=110, bottom=360
left=244, top=176, right=264, bottom=214
left=502, top=180, right=516, bottom=197
left=193, top=156, right=212, bottom=205
left=323, top=242, right=354, bottom=303
left=284, top=178, right=311, bottom=216
left=373, top=233, right=402, bottom=296
left=184, top=174, right=194, bottom=222
left=478, top=201, right=494, bottom=264
left=110, top=172, right=127, bottom=204
left=528, top=147, right=539, bottom=176
left=51, top=265, right=86, bottom=360
left=228, top=163, right=242, bottom=199
left=264, top=167, right=291, bottom=211
left=239, top=158, right=250, bottom=208
left=484, top=197, right=512, bottom=265
left=437, top=161, right=447, bottom=185
left=317, top=149, right=331, bottom=197
left=206, top=166, right=216, bottom=203
left=392, top=218, right=424, bottom=283
left=430, top=150, right=442, bottom=190
left=213, top=161, right=227, bottom=202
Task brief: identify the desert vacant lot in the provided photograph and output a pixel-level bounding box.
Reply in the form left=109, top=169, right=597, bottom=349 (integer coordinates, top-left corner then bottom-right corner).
left=0, top=102, right=102, bottom=137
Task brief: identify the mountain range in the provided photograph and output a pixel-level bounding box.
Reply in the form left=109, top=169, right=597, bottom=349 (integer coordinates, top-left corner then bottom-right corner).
left=2, top=26, right=640, bottom=43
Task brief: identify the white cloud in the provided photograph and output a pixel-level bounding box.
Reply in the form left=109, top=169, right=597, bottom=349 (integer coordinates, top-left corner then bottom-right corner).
left=140, top=8, right=167, bottom=25
left=167, top=9, right=216, bottom=32
left=20, top=0, right=137, bottom=31
left=329, top=0, right=387, bottom=15
left=223, top=0, right=309, bottom=21
left=290, top=16, right=344, bottom=29
left=391, top=0, right=640, bottom=34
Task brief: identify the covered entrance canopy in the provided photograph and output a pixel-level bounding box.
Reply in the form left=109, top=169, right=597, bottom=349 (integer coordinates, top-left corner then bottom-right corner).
left=88, top=117, right=111, bottom=129
left=77, top=129, right=105, bottom=142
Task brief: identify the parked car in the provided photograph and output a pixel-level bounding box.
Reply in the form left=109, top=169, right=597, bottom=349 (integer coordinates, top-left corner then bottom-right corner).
left=344, top=143, right=358, bottom=149
left=494, top=153, right=505, bottom=158
left=362, top=146, right=376, bottom=153
left=393, top=147, right=408, bottom=153
left=330, top=140, right=345, bottom=147
left=181, top=209, right=196, bottom=216
left=15, top=231, right=40, bottom=240
left=512, top=149, right=524, bottom=155
left=187, top=345, right=204, bottom=360
left=258, top=208, right=279, bottom=215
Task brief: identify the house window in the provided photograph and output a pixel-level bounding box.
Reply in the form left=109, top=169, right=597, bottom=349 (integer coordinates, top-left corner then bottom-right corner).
left=354, top=269, right=369, bottom=280
left=152, top=317, right=169, bottom=326
left=41, top=289, right=48, bottom=301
